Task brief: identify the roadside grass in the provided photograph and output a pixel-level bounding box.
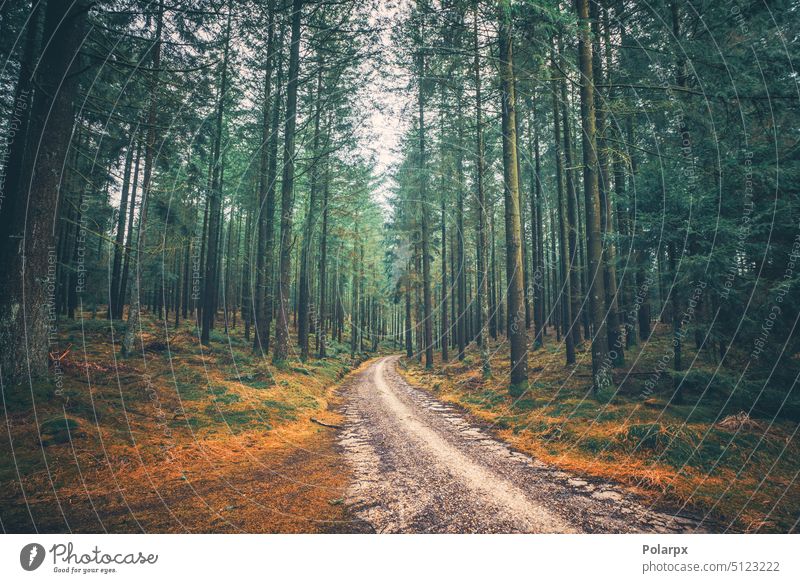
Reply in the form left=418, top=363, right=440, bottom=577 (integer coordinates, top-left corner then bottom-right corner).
left=400, top=324, right=800, bottom=533
left=0, top=310, right=382, bottom=533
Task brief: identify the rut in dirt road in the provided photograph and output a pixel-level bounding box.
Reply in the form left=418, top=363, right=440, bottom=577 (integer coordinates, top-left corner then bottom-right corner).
left=338, top=355, right=702, bottom=534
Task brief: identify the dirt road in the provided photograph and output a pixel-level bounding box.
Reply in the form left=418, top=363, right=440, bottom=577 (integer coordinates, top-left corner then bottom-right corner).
left=338, top=355, right=700, bottom=533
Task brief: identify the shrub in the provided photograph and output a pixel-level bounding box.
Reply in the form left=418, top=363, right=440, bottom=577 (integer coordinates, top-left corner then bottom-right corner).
left=618, top=423, right=697, bottom=467
left=40, top=417, right=80, bottom=445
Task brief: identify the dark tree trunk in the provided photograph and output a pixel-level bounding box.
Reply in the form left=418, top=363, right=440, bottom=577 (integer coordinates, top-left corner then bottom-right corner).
left=489, top=202, right=497, bottom=340
left=592, top=1, right=623, bottom=367
left=254, top=16, right=284, bottom=355
left=527, top=94, right=545, bottom=348
left=316, top=160, right=330, bottom=358
left=200, top=6, right=232, bottom=346
left=498, top=0, right=528, bottom=390
left=122, top=0, right=165, bottom=355
left=117, top=138, right=142, bottom=321
left=0, top=0, right=88, bottom=383
left=110, top=124, right=138, bottom=320
left=473, top=4, right=490, bottom=376
left=242, top=204, right=252, bottom=341
left=350, top=239, right=359, bottom=359
left=416, top=1, right=434, bottom=369
left=0, top=2, right=42, bottom=239
left=298, top=66, right=323, bottom=361
left=576, top=0, right=611, bottom=393
left=439, top=85, right=449, bottom=363
left=550, top=48, right=575, bottom=365
left=405, top=269, right=413, bottom=358
left=557, top=42, right=582, bottom=353
left=273, top=0, right=303, bottom=364
left=182, top=222, right=191, bottom=321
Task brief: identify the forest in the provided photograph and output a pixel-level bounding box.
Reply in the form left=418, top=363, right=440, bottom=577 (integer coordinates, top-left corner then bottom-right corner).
left=0, top=0, right=798, bottom=534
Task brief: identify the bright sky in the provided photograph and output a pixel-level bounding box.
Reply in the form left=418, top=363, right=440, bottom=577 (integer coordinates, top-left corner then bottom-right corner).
left=360, top=0, right=412, bottom=208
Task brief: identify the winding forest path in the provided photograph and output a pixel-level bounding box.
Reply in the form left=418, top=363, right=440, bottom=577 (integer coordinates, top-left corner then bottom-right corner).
left=338, top=355, right=701, bottom=533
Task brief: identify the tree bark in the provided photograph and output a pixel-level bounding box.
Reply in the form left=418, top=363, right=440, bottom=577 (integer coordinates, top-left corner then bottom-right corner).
left=200, top=5, right=232, bottom=346
left=0, top=0, right=87, bottom=382
left=251, top=11, right=273, bottom=351
left=273, top=0, right=303, bottom=364
left=439, top=86, right=449, bottom=363
left=576, top=0, right=611, bottom=393
left=498, top=0, right=528, bottom=390
left=109, top=124, right=139, bottom=319
left=316, top=154, right=330, bottom=358
left=527, top=93, right=545, bottom=348
left=254, top=16, right=284, bottom=355
left=473, top=3, right=490, bottom=377
left=0, top=2, right=42, bottom=238
left=557, top=42, right=582, bottom=353
left=550, top=48, right=576, bottom=365
left=592, top=1, right=623, bottom=366
left=416, top=0, right=434, bottom=369
left=298, top=65, right=324, bottom=361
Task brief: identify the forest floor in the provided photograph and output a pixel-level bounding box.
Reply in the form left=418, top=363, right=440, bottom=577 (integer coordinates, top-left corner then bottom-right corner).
left=400, top=325, right=800, bottom=533
left=2, top=315, right=797, bottom=533
left=0, top=312, right=373, bottom=533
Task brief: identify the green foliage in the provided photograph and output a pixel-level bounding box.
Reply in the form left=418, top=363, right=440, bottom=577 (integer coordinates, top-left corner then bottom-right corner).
left=618, top=423, right=696, bottom=468
left=39, top=417, right=80, bottom=445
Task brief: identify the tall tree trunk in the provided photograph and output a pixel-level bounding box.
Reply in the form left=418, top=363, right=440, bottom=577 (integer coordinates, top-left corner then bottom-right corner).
left=405, top=267, right=413, bottom=357
left=611, top=115, right=636, bottom=348
left=273, top=0, right=303, bottom=364
left=182, top=219, right=192, bottom=320
left=551, top=203, right=562, bottom=342
left=350, top=238, right=358, bottom=359
left=358, top=242, right=365, bottom=353
left=414, top=242, right=422, bottom=361
left=473, top=4, right=490, bottom=377
left=527, top=94, right=545, bottom=348
left=117, top=138, right=142, bottom=321
left=417, top=0, right=434, bottom=369
left=298, top=66, right=323, bottom=361
left=550, top=48, right=575, bottom=365
left=449, top=228, right=456, bottom=349
left=0, top=0, right=86, bottom=382
left=669, top=0, right=687, bottom=403
left=557, top=42, right=582, bottom=352
left=498, top=0, right=528, bottom=391
left=56, top=131, right=81, bottom=317
left=222, top=207, right=235, bottom=332
left=489, top=201, right=497, bottom=340
left=109, top=123, right=138, bottom=319
left=67, top=183, right=85, bottom=320
left=576, top=0, right=611, bottom=393
left=0, top=2, right=42, bottom=237
left=591, top=1, right=623, bottom=366
left=241, top=203, right=253, bottom=340
left=120, top=0, right=163, bottom=354
left=515, top=92, right=531, bottom=332
left=200, top=5, right=232, bottom=346
left=254, top=17, right=284, bottom=355
left=316, top=157, right=330, bottom=358
left=439, top=85, right=449, bottom=363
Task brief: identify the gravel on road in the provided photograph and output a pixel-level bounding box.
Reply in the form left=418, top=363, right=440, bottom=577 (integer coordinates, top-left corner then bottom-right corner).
left=338, top=355, right=701, bottom=534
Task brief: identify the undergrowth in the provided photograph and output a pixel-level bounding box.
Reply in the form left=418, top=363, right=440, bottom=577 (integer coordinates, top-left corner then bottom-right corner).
left=0, top=310, right=386, bottom=533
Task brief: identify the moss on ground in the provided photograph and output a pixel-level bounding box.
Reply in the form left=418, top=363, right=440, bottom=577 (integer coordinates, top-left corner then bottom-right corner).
left=0, top=310, right=388, bottom=533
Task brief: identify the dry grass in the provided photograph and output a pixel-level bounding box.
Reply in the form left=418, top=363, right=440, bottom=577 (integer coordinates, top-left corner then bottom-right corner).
left=400, top=326, right=800, bottom=533
left=0, top=312, right=372, bottom=533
